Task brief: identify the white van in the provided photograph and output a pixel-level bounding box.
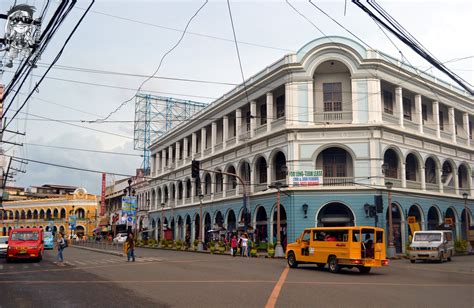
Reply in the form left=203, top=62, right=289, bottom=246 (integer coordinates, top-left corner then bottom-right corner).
left=408, top=230, right=454, bottom=263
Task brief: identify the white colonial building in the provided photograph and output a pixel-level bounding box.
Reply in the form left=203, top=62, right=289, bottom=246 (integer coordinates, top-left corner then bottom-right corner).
left=134, top=37, right=473, bottom=254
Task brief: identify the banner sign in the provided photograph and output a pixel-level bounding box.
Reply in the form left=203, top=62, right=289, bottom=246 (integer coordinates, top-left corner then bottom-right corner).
left=122, top=196, right=137, bottom=225
left=100, top=173, right=106, bottom=216
left=69, top=215, right=77, bottom=230
left=290, top=170, right=323, bottom=186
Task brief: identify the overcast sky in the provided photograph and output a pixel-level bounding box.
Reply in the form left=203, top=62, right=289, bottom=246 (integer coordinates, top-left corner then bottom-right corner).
left=1, top=0, right=473, bottom=194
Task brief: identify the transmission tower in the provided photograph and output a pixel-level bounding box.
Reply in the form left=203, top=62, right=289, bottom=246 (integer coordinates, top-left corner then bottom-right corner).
left=134, top=93, right=207, bottom=175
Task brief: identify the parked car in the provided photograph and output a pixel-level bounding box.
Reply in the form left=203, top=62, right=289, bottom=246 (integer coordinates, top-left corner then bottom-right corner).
left=113, top=233, right=128, bottom=244
left=0, top=236, right=8, bottom=257
left=7, top=228, right=44, bottom=262
left=408, top=230, right=454, bottom=263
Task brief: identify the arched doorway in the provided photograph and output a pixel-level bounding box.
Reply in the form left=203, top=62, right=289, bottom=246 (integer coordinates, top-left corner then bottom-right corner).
left=407, top=204, right=423, bottom=237
left=461, top=208, right=472, bottom=241
left=316, top=202, right=355, bottom=227
left=272, top=204, right=287, bottom=250
left=2, top=227, right=6, bottom=236
left=226, top=210, right=236, bottom=234
left=255, top=206, right=268, bottom=243
left=76, top=225, right=85, bottom=238
left=204, top=213, right=211, bottom=244
left=194, top=214, right=200, bottom=242
left=383, top=149, right=400, bottom=180
left=445, top=208, right=457, bottom=239
left=386, top=203, right=403, bottom=253
left=427, top=206, right=441, bottom=230
left=177, top=216, right=183, bottom=240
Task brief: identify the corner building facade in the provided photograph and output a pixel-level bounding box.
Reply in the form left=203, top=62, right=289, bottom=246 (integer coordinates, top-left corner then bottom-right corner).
left=140, top=37, right=473, bottom=255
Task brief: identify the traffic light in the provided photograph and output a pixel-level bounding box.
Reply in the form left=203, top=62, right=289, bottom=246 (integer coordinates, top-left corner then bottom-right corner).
left=191, top=160, right=200, bottom=178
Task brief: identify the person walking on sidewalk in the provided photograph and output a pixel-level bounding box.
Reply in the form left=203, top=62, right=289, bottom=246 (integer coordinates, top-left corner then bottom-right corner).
left=231, top=235, right=238, bottom=257
left=57, top=232, right=66, bottom=263
left=126, top=233, right=135, bottom=262
left=239, top=234, right=249, bottom=257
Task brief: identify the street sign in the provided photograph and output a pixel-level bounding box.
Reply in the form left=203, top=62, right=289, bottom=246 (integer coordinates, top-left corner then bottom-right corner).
left=127, top=216, right=133, bottom=223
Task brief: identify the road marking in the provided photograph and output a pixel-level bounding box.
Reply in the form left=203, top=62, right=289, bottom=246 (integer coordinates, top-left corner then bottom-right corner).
left=284, top=281, right=474, bottom=287
left=73, top=260, right=87, bottom=265
left=0, top=280, right=277, bottom=284
left=265, top=267, right=289, bottom=308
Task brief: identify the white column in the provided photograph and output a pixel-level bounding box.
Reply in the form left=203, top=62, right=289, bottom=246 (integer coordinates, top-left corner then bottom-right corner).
left=191, top=132, right=197, bottom=159
left=415, top=94, right=423, bottom=134
left=235, top=109, right=242, bottom=144
left=438, top=168, right=444, bottom=193
left=421, top=166, right=426, bottom=191
left=448, top=107, right=456, bottom=144
left=266, top=92, right=273, bottom=132
left=211, top=174, right=215, bottom=201
left=250, top=101, right=257, bottom=138
left=401, top=162, right=407, bottom=188
left=168, top=146, right=173, bottom=167
left=175, top=184, right=178, bottom=207
left=395, top=87, right=404, bottom=128
left=454, top=169, right=459, bottom=195
left=183, top=137, right=189, bottom=163
left=463, top=112, right=470, bottom=147
left=267, top=164, right=272, bottom=186
left=366, top=79, right=382, bottom=124
left=432, top=101, right=440, bottom=138
left=223, top=116, right=229, bottom=150
left=156, top=153, right=161, bottom=174
left=211, top=122, right=217, bottom=154
left=161, top=150, right=166, bottom=173
left=201, top=127, right=206, bottom=156
left=191, top=180, right=195, bottom=204
left=175, top=141, right=181, bottom=168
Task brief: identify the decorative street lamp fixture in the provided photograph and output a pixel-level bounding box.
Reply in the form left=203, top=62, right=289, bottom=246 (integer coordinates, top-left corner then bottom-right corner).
left=463, top=193, right=471, bottom=253
left=268, top=181, right=289, bottom=258
left=385, top=181, right=395, bottom=258
left=161, top=202, right=165, bottom=241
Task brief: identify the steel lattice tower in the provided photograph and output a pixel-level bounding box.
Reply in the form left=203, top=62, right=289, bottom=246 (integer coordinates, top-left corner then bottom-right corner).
left=134, top=93, right=207, bottom=174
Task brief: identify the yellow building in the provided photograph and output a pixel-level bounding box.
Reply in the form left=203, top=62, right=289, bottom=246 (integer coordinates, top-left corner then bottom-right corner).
left=0, top=188, right=99, bottom=237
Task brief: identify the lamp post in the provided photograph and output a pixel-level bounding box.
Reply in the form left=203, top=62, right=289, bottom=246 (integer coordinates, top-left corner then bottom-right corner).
left=160, top=202, right=165, bottom=241
left=385, top=181, right=395, bottom=258
left=463, top=193, right=471, bottom=252
left=268, top=181, right=288, bottom=258
left=197, top=193, right=204, bottom=251
left=123, top=178, right=135, bottom=234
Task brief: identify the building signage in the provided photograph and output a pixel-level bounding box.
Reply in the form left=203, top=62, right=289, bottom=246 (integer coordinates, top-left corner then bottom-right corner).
left=100, top=173, right=106, bottom=216
left=290, top=170, right=323, bottom=186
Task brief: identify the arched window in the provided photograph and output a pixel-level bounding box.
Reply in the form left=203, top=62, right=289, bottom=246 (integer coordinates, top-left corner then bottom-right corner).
left=274, top=152, right=287, bottom=181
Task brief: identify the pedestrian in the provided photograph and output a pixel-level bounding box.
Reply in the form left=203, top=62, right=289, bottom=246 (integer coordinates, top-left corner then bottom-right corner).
left=231, top=235, right=238, bottom=257
left=126, top=233, right=135, bottom=262
left=239, top=234, right=249, bottom=257
left=57, top=232, right=66, bottom=263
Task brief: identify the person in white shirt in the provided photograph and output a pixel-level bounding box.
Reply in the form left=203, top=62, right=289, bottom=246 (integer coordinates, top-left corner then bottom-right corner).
left=239, top=234, right=249, bottom=257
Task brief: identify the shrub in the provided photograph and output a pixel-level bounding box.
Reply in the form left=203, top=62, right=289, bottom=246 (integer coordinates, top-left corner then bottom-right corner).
left=258, top=242, right=268, bottom=251
left=267, top=243, right=275, bottom=250
left=455, top=240, right=468, bottom=253
left=193, top=240, right=199, bottom=248
left=250, top=248, right=258, bottom=257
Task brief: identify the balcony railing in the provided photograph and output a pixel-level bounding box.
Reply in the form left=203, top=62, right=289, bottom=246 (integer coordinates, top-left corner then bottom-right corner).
left=202, top=194, right=211, bottom=202
left=214, top=191, right=223, bottom=200
left=406, top=180, right=422, bottom=190
left=425, top=183, right=439, bottom=191
left=457, top=136, right=468, bottom=146
left=404, top=120, right=419, bottom=131
left=323, top=177, right=354, bottom=186
left=443, top=186, right=456, bottom=194
left=423, top=125, right=437, bottom=137
left=204, top=148, right=212, bottom=156
left=382, top=112, right=399, bottom=124
left=184, top=197, right=191, bottom=204
left=226, top=137, right=236, bottom=147
left=254, top=183, right=268, bottom=192
left=440, top=130, right=452, bottom=141
left=272, top=117, right=285, bottom=130
left=215, top=142, right=223, bottom=152
left=314, top=111, right=352, bottom=123
left=385, top=178, right=402, bottom=188
left=255, top=124, right=267, bottom=136
left=226, top=188, right=236, bottom=196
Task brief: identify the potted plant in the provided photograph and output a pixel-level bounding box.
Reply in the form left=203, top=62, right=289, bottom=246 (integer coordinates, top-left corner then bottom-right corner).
left=160, top=239, right=167, bottom=248
left=267, top=243, right=275, bottom=257
left=193, top=240, right=199, bottom=250
left=218, top=241, right=226, bottom=254
left=455, top=240, right=468, bottom=254
left=176, top=240, right=182, bottom=250
left=250, top=247, right=258, bottom=257
left=209, top=240, right=216, bottom=254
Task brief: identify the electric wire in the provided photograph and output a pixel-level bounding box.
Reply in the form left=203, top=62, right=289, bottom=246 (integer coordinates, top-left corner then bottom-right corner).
left=93, top=0, right=209, bottom=123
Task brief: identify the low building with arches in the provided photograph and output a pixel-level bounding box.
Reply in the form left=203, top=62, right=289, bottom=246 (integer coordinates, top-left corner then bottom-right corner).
left=135, top=37, right=473, bottom=255
left=1, top=188, right=99, bottom=238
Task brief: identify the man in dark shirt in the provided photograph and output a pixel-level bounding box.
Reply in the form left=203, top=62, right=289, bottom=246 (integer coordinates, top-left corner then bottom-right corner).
left=126, top=233, right=135, bottom=262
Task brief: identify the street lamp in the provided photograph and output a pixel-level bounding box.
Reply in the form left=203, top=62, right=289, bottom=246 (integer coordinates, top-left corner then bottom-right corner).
left=385, top=181, right=395, bottom=258
left=268, top=181, right=288, bottom=258
left=197, top=193, right=204, bottom=251
left=463, top=193, right=471, bottom=253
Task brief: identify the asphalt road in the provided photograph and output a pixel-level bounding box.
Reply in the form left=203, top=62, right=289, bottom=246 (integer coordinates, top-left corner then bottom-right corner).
left=0, top=246, right=473, bottom=308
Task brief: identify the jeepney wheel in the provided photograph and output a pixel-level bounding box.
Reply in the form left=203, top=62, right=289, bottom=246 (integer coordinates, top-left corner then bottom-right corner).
left=358, top=266, right=371, bottom=274
left=438, top=252, right=444, bottom=263
left=410, top=259, right=416, bottom=264
left=316, top=263, right=325, bottom=270
left=287, top=252, right=298, bottom=268
left=328, top=256, right=340, bottom=273
left=37, top=252, right=43, bottom=262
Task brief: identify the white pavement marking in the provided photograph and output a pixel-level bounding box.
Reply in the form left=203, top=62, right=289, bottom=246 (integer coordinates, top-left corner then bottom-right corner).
left=63, top=261, right=74, bottom=266
left=73, top=260, right=87, bottom=265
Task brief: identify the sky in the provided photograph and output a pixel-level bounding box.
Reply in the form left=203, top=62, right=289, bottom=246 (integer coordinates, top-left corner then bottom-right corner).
left=1, top=0, right=473, bottom=195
